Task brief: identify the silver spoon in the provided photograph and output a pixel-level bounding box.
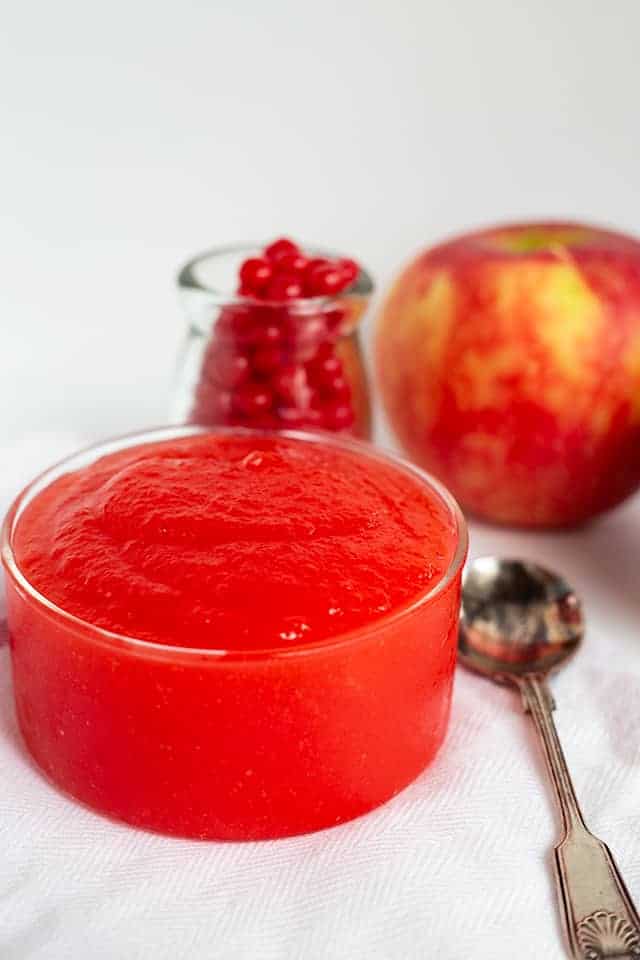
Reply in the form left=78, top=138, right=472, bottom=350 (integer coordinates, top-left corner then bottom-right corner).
left=459, top=556, right=640, bottom=960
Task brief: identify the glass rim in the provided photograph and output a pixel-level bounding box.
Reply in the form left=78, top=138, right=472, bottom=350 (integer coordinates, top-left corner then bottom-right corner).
left=1, top=426, right=468, bottom=664
left=176, top=243, right=375, bottom=311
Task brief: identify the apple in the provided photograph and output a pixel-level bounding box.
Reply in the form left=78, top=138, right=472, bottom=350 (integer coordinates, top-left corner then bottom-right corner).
left=376, top=222, right=640, bottom=526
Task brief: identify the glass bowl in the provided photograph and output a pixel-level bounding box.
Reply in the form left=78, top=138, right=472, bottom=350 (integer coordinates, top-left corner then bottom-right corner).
left=1, top=426, right=467, bottom=840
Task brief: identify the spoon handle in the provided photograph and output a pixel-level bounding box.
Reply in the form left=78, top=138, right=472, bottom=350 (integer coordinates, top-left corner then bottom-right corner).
left=519, top=674, right=640, bottom=959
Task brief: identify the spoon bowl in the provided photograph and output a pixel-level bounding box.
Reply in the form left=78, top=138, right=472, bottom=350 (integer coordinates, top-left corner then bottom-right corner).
left=458, top=556, right=584, bottom=680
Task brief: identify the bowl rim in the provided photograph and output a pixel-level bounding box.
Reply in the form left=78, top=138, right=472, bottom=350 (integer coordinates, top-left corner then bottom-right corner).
left=1, top=426, right=468, bottom=663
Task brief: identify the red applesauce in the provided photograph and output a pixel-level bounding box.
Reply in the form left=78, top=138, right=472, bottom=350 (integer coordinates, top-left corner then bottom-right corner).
left=3, top=429, right=466, bottom=839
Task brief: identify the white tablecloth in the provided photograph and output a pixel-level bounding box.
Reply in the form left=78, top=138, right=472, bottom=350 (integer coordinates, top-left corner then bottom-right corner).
left=1, top=433, right=639, bottom=960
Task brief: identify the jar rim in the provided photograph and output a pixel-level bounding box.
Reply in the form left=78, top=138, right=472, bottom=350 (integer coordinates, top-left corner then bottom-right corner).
left=1, top=426, right=467, bottom=664
left=177, top=243, right=375, bottom=313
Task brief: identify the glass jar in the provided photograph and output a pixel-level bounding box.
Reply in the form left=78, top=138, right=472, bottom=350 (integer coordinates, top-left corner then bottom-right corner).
left=172, top=245, right=373, bottom=439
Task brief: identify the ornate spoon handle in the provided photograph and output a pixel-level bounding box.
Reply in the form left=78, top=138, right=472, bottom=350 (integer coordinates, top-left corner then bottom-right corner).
left=518, top=674, right=640, bottom=959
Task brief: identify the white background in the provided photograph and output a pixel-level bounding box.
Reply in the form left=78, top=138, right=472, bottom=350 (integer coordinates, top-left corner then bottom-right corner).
left=2, top=0, right=640, bottom=440
left=2, top=3, right=640, bottom=960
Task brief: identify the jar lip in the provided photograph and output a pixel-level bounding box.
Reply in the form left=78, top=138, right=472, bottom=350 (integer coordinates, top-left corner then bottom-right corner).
left=1, top=425, right=468, bottom=664
left=176, top=243, right=375, bottom=310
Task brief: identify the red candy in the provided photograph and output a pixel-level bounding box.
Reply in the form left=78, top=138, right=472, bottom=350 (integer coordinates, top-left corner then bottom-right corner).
left=234, top=381, right=274, bottom=417
left=239, top=257, right=273, bottom=293
left=266, top=272, right=305, bottom=301
left=338, top=258, right=359, bottom=284
left=305, top=263, right=345, bottom=297
left=264, top=237, right=299, bottom=262
left=255, top=323, right=282, bottom=345
left=214, top=352, right=251, bottom=387
left=323, top=402, right=355, bottom=430
left=192, top=238, right=364, bottom=435
left=272, top=366, right=305, bottom=404
left=322, top=374, right=350, bottom=401
left=276, top=251, right=309, bottom=273
left=252, top=346, right=282, bottom=374
left=309, top=350, right=342, bottom=380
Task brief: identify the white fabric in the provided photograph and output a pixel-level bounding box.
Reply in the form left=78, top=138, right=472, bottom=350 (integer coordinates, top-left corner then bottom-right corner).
left=1, top=432, right=640, bottom=960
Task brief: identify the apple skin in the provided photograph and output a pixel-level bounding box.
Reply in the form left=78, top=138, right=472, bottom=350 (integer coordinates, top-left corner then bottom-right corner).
left=376, top=222, right=640, bottom=527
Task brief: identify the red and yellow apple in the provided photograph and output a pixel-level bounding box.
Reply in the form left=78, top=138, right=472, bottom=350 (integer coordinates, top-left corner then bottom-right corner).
left=376, top=222, right=640, bottom=526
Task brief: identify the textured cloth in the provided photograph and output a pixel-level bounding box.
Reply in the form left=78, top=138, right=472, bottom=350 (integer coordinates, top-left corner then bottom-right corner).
left=1, top=433, right=639, bottom=960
